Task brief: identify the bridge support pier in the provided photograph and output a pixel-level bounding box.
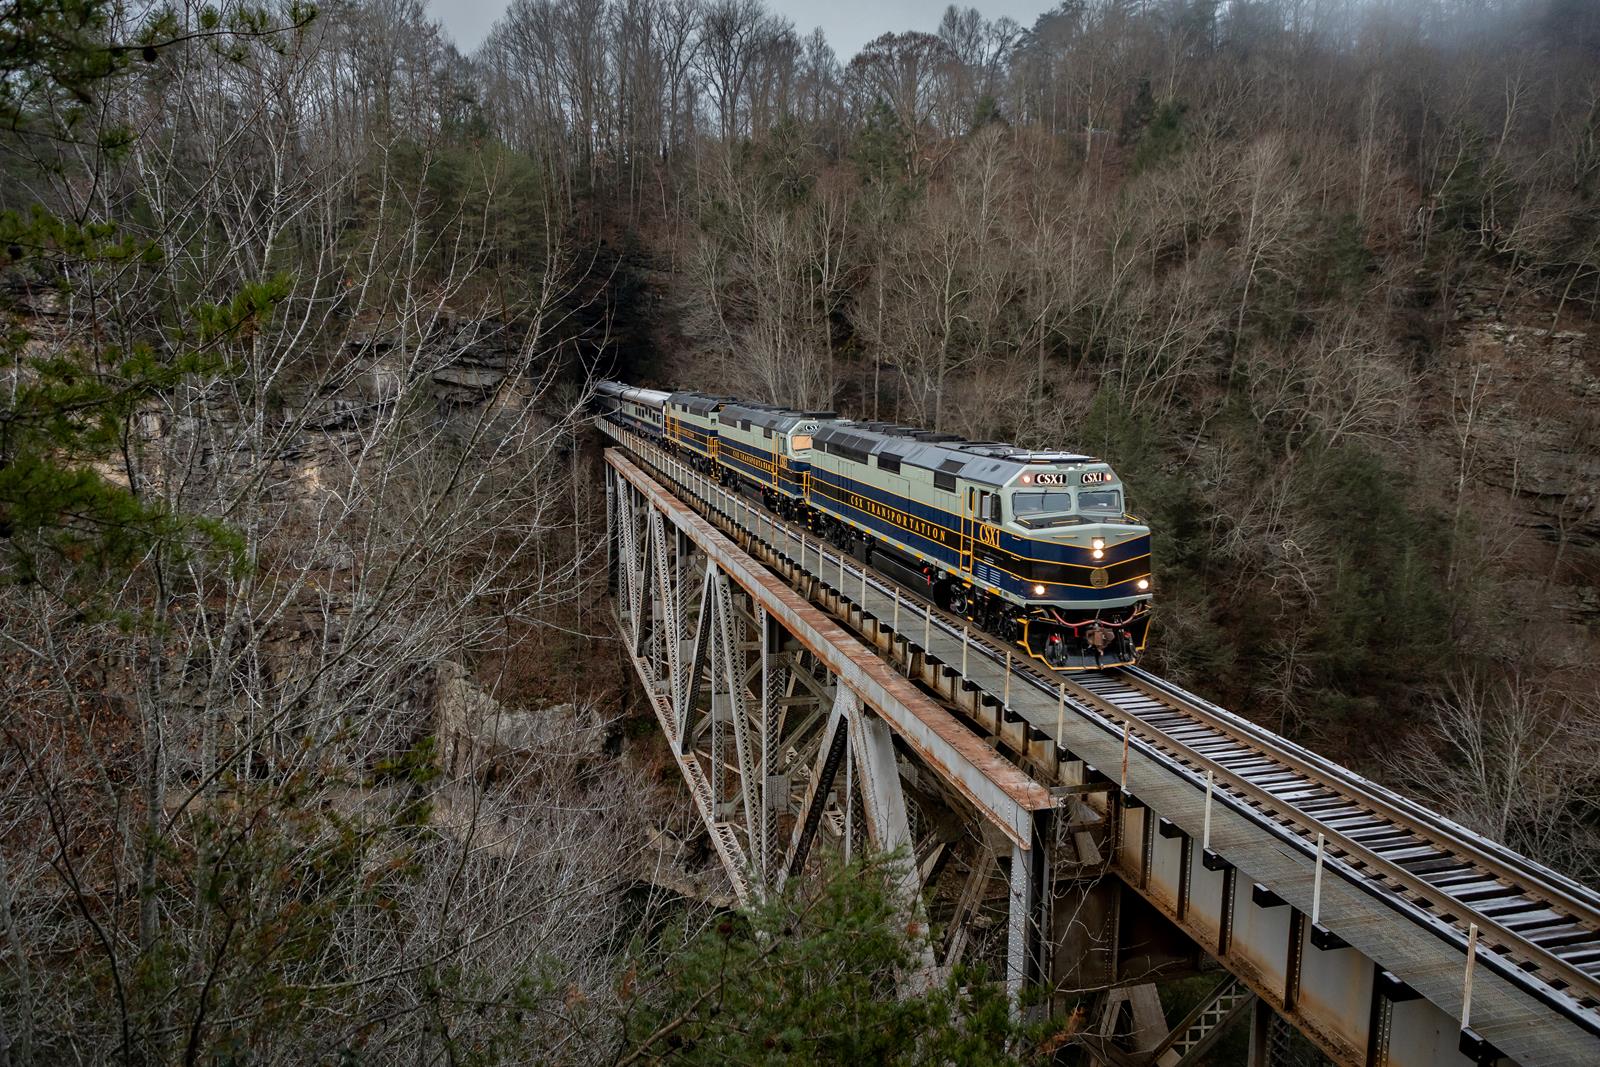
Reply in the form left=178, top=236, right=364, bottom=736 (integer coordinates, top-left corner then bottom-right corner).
left=1249, top=996, right=1275, bottom=1067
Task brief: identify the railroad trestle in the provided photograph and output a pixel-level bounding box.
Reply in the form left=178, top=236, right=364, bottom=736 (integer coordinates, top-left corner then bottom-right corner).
left=607, top=451, right=1056, bottom=1000
left=603, top=428, right=1600, bottom=1067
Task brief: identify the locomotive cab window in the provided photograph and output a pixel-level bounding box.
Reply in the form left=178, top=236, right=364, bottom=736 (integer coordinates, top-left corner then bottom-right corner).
left=1077, top=489, right=1123, bottom=517
left=790, top=434, right=813, bottom=454
left=1012, top=490, right=1074, bottom=516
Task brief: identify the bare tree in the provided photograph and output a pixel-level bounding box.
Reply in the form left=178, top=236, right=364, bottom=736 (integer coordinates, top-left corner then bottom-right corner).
left=0, top=4, right=671, bottom=1060
left=697, top=0, right=781, bottom=141
left=847, top=31, right=958, bottom=172
left=1387, top=669, right=1600, bottom=883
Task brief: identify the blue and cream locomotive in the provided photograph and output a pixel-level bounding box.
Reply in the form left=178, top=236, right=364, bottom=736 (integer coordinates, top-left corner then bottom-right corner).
left=595, top=380, right=1152, bottom=670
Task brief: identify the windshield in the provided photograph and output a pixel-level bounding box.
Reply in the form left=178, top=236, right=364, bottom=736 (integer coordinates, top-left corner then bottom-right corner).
left=1078, top=489, right=1123, bottom=516
left=1012, top=490, right=1074, bottom=516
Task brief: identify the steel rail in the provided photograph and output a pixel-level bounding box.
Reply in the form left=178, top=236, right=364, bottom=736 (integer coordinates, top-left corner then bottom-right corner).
left=603, top=421, right=1600, bottom=1032
left=901, top=552, right=1600, bottom=1024
left=895, top=578, right=1600, bottom=1007
left=1119, top=666, right=1600, bottom=931
left=1050, top=669, right=1600, bottom=1006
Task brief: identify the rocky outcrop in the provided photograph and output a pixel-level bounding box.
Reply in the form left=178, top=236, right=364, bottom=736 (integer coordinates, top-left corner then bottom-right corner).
left=1445, top=319, right=1600, bottom=549
left=1431, top=287, right=1600, bottom=644
left=432, top=660, right=609, bottom=775
left=343, top=316, right=531, bottom=408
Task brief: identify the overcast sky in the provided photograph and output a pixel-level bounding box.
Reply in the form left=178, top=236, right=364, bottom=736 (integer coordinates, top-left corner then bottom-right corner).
left=427, top=0, right=1053, bottom=59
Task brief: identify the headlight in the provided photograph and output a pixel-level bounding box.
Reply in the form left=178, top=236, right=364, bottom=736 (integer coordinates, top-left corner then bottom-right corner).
left=1091, top=537, right=1105, bottom=551
left=1031, top=583, right=1046, bottom=597
left=1136, top=578, right=1150, bottom=591
left=1092, top=549, right=1104, bottom=560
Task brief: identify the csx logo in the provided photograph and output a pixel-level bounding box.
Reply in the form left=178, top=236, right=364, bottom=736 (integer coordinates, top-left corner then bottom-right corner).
left=849, top=492, right=948, bottom=546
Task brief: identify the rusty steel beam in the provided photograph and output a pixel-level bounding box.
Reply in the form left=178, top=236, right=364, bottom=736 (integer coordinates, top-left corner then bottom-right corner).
left=607, top=449, right=1053, bottom=850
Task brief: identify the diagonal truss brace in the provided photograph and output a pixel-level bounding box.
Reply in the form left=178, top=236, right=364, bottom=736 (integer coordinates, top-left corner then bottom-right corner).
left=606, top=452, right=1051, bottom=1002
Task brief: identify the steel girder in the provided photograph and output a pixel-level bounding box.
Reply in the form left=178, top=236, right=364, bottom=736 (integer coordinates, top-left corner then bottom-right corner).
left=605, top=455, right=1051, bottom=997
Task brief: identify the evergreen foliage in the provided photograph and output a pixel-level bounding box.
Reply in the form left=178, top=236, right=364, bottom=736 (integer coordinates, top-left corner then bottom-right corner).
left=621, top=855, right=1022, bottom=1065
left=0, top=1, right=313, bottom=589
left=1130, top=100, right=1188, bottom=174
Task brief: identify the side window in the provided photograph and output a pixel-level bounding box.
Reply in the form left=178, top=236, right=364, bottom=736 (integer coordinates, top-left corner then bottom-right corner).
left=988, top=494, right=1002, bottom=523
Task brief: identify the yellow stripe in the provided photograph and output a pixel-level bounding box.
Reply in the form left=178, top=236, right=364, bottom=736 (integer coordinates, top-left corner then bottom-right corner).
left=659, top=429, right=1154, bottom=593
left=806, top=475, right=1150, bottom=588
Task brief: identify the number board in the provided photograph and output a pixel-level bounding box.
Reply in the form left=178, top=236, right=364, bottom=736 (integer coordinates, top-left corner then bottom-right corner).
left=1033, top=472, right=1071, bottom=486
left=1081, top=471, right=1111, bottom=485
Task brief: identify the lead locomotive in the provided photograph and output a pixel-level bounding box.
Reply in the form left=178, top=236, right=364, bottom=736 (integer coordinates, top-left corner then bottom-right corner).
left=595, top=381, right=1153, bottom=670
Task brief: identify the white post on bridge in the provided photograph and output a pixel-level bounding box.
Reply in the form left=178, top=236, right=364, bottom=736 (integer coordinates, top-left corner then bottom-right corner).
left=1463, top=922, right=1480, bottom=1031
left=1312, top=832, right=1326, bottom=926
left=1121, top=721, right=1130, bottom=792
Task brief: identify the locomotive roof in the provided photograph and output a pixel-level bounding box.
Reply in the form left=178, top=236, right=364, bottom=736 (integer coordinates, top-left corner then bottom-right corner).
left=648, top=382, right=1104, bottom=486
left=721, top=400, right=835, bottom=433
left=667, top=390, right=738, bottom=416
left=597, top=380, right=672, bottom=405
left=813, top=420, right=1097, bottom=488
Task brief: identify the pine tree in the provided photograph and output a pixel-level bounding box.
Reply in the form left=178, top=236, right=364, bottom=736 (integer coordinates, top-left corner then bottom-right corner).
left=0, top=1, right=312, bottom=589
left=620, top=855, right=1025, bottom=1065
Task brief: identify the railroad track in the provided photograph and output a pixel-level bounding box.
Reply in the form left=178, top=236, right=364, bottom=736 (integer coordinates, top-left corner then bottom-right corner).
left=607, top=425, right=1600, bottom=1035
left=932, top=594, right=1600, bottom=1030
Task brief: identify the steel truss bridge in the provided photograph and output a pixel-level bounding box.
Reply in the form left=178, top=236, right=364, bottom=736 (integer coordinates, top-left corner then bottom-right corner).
left=600, top=424, right=1600, bottom=1067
